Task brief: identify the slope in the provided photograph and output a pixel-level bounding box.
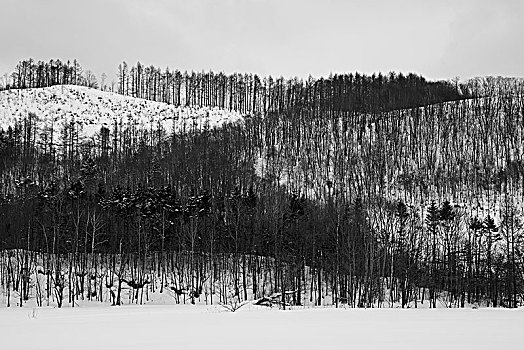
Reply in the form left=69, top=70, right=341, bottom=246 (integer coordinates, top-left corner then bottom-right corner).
left=0, top=85, right=244, bottom=144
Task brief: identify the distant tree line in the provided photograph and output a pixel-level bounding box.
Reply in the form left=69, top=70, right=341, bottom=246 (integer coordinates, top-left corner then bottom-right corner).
left=2, top=58, right=465, bottom=113
left=2, top=58, right=98, bottom=90
left=115, top=61, right=465, bottom=114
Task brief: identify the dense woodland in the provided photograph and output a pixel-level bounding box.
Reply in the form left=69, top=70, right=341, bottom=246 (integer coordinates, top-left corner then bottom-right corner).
left=1, top=58, right=524, bottom=309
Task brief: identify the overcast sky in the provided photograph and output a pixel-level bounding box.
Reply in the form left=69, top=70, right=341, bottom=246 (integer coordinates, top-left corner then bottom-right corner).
left=1, top=0, right=523, bottom=82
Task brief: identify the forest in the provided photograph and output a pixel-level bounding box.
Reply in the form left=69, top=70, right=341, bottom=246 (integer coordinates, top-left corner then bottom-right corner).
left=1, top=58, right=523, bottom=309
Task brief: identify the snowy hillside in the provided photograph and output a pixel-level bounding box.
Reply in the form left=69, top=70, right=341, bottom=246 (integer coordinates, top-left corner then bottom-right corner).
left=0, top=85, right=244, bottom=142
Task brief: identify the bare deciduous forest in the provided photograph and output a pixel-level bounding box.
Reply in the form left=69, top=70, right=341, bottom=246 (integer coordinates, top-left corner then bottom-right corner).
left=1, top=58, right=524, bottom=309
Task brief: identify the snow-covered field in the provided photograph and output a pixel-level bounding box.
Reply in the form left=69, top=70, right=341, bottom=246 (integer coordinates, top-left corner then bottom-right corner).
left=1, top=304, right=522, bottom=349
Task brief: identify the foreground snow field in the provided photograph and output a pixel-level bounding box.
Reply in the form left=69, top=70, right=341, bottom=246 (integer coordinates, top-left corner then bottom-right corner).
left=0, top=305, right=522, bottom=350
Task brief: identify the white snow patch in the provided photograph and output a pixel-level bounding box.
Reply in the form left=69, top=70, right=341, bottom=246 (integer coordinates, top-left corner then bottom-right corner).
left=0, top=85, right=244, bottom=143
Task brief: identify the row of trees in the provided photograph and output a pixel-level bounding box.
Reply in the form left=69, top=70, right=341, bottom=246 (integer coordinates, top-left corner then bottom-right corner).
left=2, top=58, right=99, bottom=90
left=2, top=58, right=465, bottom=114
left=115, top=61, right=465, bottom=114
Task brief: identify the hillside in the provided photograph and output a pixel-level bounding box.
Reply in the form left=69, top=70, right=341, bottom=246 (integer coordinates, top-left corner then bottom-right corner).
left=0, top=85, right=244, bottom=144
left=1, top=76, right=524, bottom=311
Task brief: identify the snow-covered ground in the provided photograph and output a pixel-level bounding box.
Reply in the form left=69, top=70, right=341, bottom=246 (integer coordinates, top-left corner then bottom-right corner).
left=0, top=85, right=243, bottom=142
left=0, top=304, right=522, bottom=349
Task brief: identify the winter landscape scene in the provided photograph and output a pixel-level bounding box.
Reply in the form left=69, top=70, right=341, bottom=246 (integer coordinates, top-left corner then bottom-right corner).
left=1, top=1, right=524, bottom=349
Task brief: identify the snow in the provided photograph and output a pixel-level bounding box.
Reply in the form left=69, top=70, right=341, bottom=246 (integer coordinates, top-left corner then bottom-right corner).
left=0, top=85, right=244, bottom=143
left=0, top=304, right=522, bottom=349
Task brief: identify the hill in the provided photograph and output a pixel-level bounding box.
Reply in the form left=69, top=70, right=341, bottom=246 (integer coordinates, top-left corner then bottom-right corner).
left=0, top=85, right=243, bottom=145
left=1, top=76, right=524, bottom=311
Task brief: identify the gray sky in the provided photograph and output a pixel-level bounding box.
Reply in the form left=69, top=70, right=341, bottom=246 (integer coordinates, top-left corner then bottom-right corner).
left=1, top=0, right=523, bottom=82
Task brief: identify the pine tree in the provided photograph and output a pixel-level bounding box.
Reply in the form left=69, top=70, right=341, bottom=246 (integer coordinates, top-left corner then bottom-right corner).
left=482, top=215, right=500, bottom=306
left=426, top=201, right=440, bottom=308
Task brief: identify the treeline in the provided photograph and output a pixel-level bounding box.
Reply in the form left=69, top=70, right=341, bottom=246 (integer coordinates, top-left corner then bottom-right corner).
left=3, top=58, right=465, bottom=114
left=3, top=58, right=99, bottom=90
left=114, top=61, right=465, bottom=114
